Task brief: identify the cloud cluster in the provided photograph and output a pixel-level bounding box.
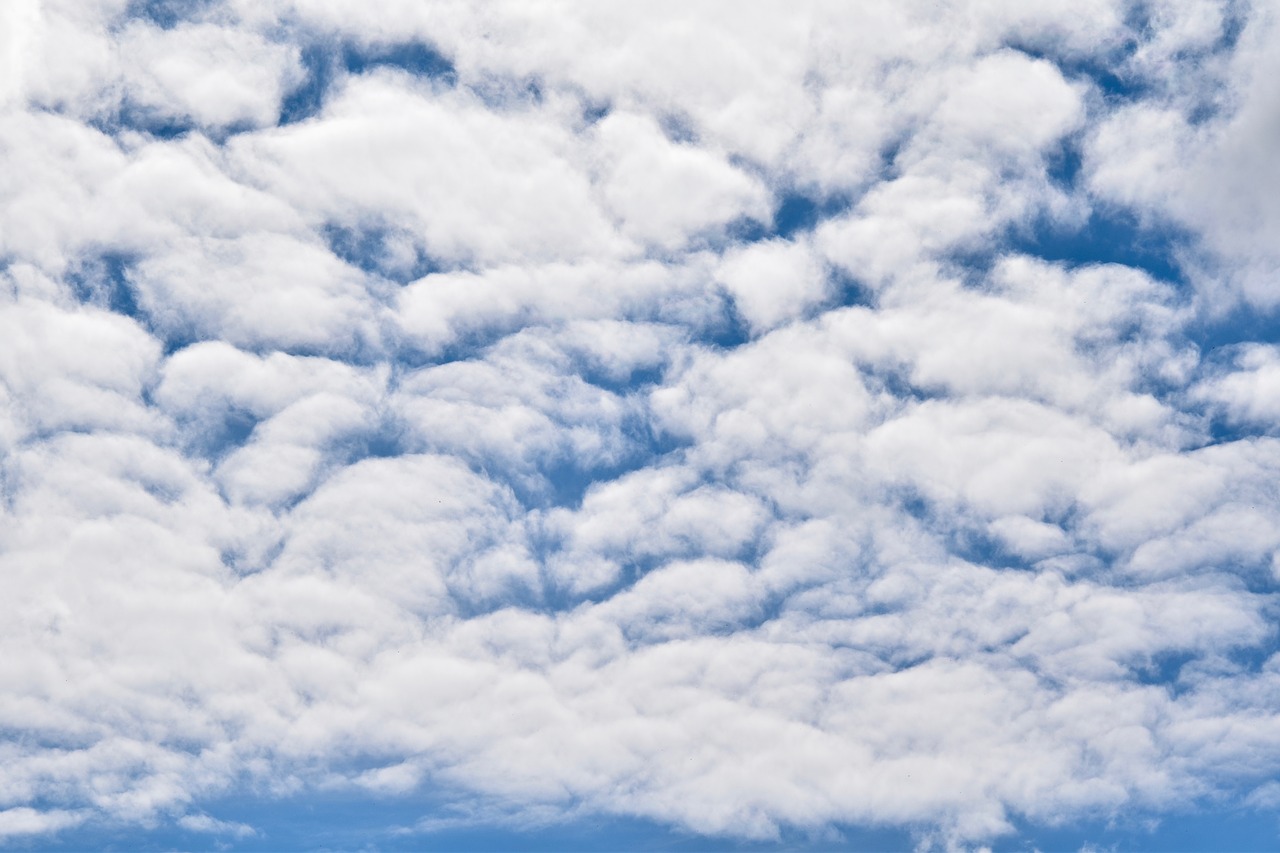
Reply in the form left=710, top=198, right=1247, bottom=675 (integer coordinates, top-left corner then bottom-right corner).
left=3, top=0, right=1280, bottom=847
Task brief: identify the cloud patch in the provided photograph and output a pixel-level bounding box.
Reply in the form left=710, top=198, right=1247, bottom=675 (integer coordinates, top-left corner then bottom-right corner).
left=4, top=1, right=1280, bottom=850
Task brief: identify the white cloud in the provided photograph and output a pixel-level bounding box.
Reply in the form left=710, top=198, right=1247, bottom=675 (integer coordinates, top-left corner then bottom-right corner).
left=5, top=1, right=1280, bottom=849
left=129, top=230, right=379, bottom=350
left=926, top=50, right=1085, bottom=159
left=1194, top=345, right=1280, bottom=426
left=177, top=812, right=257, bottom=837
left=1085, top=1, right=1280, bottom=308
left=394, top=258, right=714, bottom=357
left=14, top=0, right=124, bottom=117
left=592, top=111, right=770, bottom=249
left=230, top=74, right=622, bottom=266
left=0, top=0, right=40, bottom=108
left=266, top=454, right=539, bottom=613
left=0, top=296, right=162, bottom=444
left=118, top=22, right=300, bottom=130
left=716, top=238, right=827, bottom=334
left=0, top=807, right=84, bottom=838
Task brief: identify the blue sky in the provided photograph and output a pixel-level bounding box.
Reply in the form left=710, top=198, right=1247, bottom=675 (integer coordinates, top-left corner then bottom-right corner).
left=3, top=1, right=1280, bottom=850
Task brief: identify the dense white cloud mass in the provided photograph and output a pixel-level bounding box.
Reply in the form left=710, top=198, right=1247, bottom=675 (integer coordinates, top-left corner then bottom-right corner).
left=3, top=0, right=1280, bottom=848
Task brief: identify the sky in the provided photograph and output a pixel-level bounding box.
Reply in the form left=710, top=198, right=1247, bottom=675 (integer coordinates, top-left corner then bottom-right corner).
left=2, top=1, right=1280, bottom=851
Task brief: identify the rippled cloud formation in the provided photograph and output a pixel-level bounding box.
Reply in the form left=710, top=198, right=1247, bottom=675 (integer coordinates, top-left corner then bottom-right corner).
left=3, top=1, right=1280, bottom=849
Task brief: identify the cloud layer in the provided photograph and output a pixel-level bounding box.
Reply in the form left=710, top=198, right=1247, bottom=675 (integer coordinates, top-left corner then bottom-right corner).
left=3, top=0, right=1280, bottom=847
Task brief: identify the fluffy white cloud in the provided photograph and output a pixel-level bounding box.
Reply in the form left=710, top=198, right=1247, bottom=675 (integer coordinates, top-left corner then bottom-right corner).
left=3, top=0, right=1280, bottom=849
left=716, top=238, right=827, bottom=334
left=1194, top=344, right=1280, bottom=426
left=592, top=110, right=770, bottom=249
left=1086, top=1, right=1280, bottom=308
left=118, top=22, right=300, bottom=130
left=231, top=74, right=622, bottom=266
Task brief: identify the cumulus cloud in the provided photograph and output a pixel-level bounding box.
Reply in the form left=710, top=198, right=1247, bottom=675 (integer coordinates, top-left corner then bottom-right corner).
left=1085, top=0, right=1280, bottom=309
left=3, top=0, right=1280, bottom=849
left=117, top=21, right=300, bottom=131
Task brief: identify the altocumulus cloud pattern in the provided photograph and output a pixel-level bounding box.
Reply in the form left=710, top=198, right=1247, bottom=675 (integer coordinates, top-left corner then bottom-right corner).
left=4, top=1, right=1280, bottom=850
